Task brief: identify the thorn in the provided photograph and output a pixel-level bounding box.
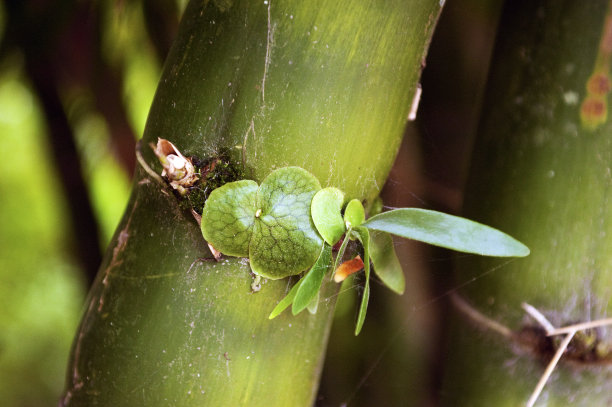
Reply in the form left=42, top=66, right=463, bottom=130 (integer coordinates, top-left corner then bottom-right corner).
left=547, top=317, right=612, bottom=337
left=521, top=303, right=612, bottom=407
left=522, top=302, right=555, bottom=334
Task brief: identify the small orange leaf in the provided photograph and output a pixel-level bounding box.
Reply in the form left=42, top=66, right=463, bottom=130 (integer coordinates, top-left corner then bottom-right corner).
left=334, top=255, right=364, bottom=283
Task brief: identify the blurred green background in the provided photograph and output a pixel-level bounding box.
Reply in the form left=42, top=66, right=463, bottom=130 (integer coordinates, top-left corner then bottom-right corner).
left=0, top=0, right=500, bottom=405
left=0, top=1, right=184, bottom=405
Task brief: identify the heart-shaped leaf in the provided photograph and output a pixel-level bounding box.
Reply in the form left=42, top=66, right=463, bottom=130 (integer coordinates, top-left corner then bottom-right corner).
left=292, top=244, right=332, bottom=315
left=363, top=208, right=530, bottom=257
left=201, top=167, right=325, bottom=279
left=369, top=231, right=405, bottom=294
left=311, top=187, right=346, bottom=245
left=249, top=167, right=324, bottom=279
left=200, top=180, right=258, bottom=256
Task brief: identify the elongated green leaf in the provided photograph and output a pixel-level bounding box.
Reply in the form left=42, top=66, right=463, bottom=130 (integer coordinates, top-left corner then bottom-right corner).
left=200, top=180, right=258, bottom=256
left=353, top=226, right=371, bottom=335
left=268, top=278, right=303, bottom=320
left=311, top=187, right=346, bottom=245
left=370, top=231, right=405, bottom=295
left=344, top=198, right=365, bottom=228
left=250, top=167, right=324, bottom=279
left=355, top=282, right=370, bottom=336
left=332, top=228, right=352, bottom=280
left=363, top=208, right=530, bottom=257
left=292, top=244, right=332, bottom=315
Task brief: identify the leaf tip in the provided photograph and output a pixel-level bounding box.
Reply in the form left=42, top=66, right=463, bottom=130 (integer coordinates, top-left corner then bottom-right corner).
left=517, top=243, right=530, bottom=257
left=291, top=307, right=301, bottom=316
left=268, top=306, right=281, bottom=319
left=501, top=237, right=530, bottom=257
left=268, top=303, right=285, bottom=319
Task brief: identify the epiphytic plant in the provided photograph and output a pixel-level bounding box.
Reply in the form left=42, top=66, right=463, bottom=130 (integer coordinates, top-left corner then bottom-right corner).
left=199, top=166, right=530, bottom=334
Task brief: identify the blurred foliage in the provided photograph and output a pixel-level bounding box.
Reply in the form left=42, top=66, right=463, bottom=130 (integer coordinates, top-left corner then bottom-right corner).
left=0, top=62, right=85, bottom=406
left=0, top=1, right=174, bottom=405
left=100, top=0, right=161, bottom=137
left=71, top=109, right=131, bottom=244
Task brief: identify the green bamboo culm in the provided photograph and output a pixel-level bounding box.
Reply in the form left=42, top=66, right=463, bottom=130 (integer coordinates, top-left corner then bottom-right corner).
left=442, top=0, right=612, bottom=406
left=60, top=1, right=442, bottom=406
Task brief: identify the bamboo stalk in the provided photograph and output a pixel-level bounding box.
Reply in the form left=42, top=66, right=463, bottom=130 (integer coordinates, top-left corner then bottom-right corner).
left=442, top=1, right=612, bottom=405
left=61, top=1, right=442, bottom=405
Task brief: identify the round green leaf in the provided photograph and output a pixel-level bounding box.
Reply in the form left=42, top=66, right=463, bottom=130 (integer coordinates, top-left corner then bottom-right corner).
left=201, top=180, right=258, bottom=257
left=311, top=187, right=346, bottom=245
left=249, top=167, right=324, bottom=279
left=344, top=198, right=365, bottom=228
